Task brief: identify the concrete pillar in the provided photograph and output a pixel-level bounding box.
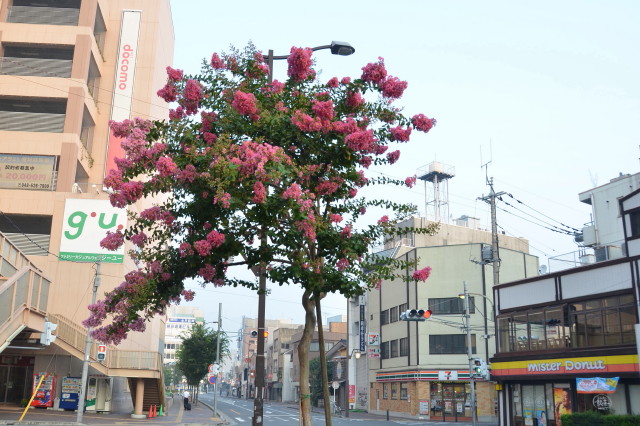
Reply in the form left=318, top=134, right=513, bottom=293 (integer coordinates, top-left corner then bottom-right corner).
left=131, top=378, right=146, bottom=419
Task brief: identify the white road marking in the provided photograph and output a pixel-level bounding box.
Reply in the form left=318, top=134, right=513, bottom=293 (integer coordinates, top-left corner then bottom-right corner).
left=235, top=417, right=246, bottom=422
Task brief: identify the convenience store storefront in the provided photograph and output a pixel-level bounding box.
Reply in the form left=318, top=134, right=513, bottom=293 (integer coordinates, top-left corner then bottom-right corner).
left=492, top=354, right=640, bottom=426
left=372, top=370, right=497, bottom=422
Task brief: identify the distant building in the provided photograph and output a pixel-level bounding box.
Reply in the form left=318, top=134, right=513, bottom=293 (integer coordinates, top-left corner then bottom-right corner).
left=163, top=306, right=205, bottom=364
left=364, top=216, right=537, bottom=422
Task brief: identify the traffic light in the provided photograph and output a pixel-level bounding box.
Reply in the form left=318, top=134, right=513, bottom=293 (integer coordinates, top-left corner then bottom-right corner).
left=39, top=321, right=58, bottom=345
left=243, top=368, right=248, bottom=380
left=400, top=309, right=433, bottom=321
left=472, top=358, right=490, bottom=380
left=250, top=330, right=268, bottom=337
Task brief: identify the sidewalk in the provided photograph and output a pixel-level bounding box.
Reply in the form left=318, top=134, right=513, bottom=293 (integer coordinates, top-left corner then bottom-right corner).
left=0, top=395, right=227, bottom=426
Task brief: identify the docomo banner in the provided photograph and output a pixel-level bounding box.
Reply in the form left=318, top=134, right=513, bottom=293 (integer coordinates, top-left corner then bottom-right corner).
left=59, top=199, right=127, bottom=263
left=105, top=10, right=142, bottom=178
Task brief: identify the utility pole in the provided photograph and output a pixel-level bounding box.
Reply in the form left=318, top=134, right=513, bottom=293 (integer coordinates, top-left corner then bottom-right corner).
left=213, top=303, right=222, bottom=416
left=77, top=260, right=100, bottom=424
left=463, top=281, right=477, bottom=426
left=479, top=176, right=505, bottom=287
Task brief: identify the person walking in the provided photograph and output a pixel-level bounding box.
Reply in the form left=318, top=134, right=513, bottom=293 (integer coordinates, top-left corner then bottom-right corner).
left=183, top=389, right=191, bottom=410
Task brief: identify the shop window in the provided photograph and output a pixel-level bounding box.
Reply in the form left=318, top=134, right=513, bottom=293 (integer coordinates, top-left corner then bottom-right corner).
left=383, top=383, right=388, bottom=399
left=391, top=382, right=398, bottom=400
left=400, top=383, right=408, bottom=400
left=429, top=334, right=476, bottom=354
left=429, top=297, right=475, bottom=314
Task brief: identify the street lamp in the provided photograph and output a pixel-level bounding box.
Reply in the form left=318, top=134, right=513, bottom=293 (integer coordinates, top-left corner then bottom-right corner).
left=250, top=41, right=355, bottom=426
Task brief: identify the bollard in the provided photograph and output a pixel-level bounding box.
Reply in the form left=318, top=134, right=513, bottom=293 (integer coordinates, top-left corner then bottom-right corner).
left=386, top=409, right=389, bottom=421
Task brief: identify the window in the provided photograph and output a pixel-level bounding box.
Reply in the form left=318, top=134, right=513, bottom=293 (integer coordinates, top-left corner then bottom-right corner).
left=381, top=309, right=389, bottom=325
left=8, top=0, right=81, bottom=26
left=0, top=97, right=66, bottom=133
left=400, top=383, right=408, bottom=400
left=381, top=341, right=389, bottom=359
left=390, top=306, right=398, bottom=323
left=390, top=340, right=398, bottom=358
left=429, top=297, right=475, bottom=314
left=429, top=334, right=476, bottom=354
left=629, top=211, right=640, bottom=238
left=496, top=294, right=637, bottom=353
left=1, top=44, right=74, bottom=78
left=383, top=383, right=388, bottom=399
left=399, top=337, right=409, bottom=356
left=391, top=382, right=398, bottom=399
left=398, top=303, right=407, bottom=313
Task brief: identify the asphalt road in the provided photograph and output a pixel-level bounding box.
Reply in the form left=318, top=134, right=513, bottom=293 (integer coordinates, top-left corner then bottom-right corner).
left=198, top=393, right=496, bottom=426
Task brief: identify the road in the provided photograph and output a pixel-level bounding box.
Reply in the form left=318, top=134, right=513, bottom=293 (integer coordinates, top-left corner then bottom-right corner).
left=198, top=393, right=494, bottom=425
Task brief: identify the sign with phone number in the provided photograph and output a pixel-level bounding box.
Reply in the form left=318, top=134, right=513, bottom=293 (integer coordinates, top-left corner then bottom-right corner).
left=0, top=154, right=55, bottom=190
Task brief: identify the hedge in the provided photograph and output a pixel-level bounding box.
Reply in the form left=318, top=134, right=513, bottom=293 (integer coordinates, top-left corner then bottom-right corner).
left=561, top=411, right=640, bottom=426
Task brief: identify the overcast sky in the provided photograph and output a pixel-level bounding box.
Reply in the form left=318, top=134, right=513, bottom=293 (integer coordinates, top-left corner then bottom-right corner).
left=168, top=0, right=640, bottom=332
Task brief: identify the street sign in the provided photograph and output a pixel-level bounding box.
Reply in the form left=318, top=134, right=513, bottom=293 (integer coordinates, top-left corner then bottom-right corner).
left=208, top=364, right=219, bottom=374
left=208, top=376, right=217, bottom=385
left=331, top=381, right=340, bottom=390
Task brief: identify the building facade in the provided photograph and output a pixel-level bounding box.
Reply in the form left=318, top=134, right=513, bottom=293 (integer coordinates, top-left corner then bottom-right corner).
left=0, top=0, right=173, bottom=416
left=366, top=217, right=537, bottom=422
left=163, top=306, right=204, bottom=364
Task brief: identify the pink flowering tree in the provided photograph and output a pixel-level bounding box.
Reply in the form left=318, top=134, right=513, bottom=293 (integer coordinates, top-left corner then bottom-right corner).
left=86, top=44, right=436, bottom=424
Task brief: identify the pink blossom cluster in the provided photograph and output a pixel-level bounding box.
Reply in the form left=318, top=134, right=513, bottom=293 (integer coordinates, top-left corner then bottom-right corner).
left=329, top=214, right=343, bottom=223
left=181, top=289, right=195, bottom=301
left=387, top=150, right=401, bottom=164
left=206, top=230, right=225, bottom=248
left=156, top=156, right=177, bottom=177
left=179, top=79, right=204, bottom=115
left=210, top=53, right=225, bottom=69
left=336, top=258, right=350, bottom=271
left=311, top=100, right=335, bottom=121
left=227, top=141, right=290, bottom=181
left=341, top=225, right=352, bottom=238
left=377, top=215, right=389, bottom=225
left=291, top=110, right=322, bottom=133
left=282, top=183, right=303, bottom=201
left=413, top=266, right=432, bottom=282
left=345, top=129, right=377, bottom=153
left=231, top=90, right=260, bottom=120
left=405, top=175, right=417, bottom=188
left=178, top=164, right=197, bottom=183
left=253, top=181, right=267, bottom=204
left=316, top=178, right=343, bottom=195
left=140, top=206, right=175, bottom=226
left=326, top=77, right=339, bottom=88
left=361, top=57, right=387, bottom=84
left=201, top=111, right=218, bottom=132
left=380, top=76, right=408, bottom=99
left=390, top=125, right=412, bottom=142
left=214, top=192, right=231, bottom=208
left=198, top=263, right=216, bottom=281
left=411, top=114, right=437, bottom=133
left=346, top=91, right=364, bottom=109
left=287, top=47, right=313, bottom=81
left=100, top=231, right=124, bottom=250
left=194, top=240, right=212, bottom=256
left=130, top=232, right=147, bottom=248
left=179, top=242, right=194, bottom=258
left=166, top=66, right=183, bottom=81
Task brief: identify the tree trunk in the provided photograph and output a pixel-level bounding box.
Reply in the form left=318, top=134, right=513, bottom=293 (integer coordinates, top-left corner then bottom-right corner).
left=315, top=293, right=332, bottom=425
left=299, top=289, right=317, bottom=426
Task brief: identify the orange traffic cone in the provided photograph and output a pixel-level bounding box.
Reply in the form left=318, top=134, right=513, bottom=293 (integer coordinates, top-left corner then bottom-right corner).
left=152, top=405, right=157, bottom=418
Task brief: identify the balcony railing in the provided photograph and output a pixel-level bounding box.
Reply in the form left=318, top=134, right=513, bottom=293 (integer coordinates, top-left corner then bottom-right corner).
left=50, top=313, right=162, bottom=372
left=7, top=6, right=79, bottom=26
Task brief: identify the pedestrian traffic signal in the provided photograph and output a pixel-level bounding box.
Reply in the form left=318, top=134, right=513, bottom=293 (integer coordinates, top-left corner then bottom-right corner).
left=400, top=309, right=433, bottom=321
left=39, top=321, right=58, bottom=345
left=97, top=344, right=107, bottom=361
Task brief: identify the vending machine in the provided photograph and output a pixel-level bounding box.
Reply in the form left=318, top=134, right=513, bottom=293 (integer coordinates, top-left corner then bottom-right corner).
left=59, top=377, right=82, bottom=410
left=31, top=373, right=56, bottom=408
left=85, top=376, right=112, bottom=412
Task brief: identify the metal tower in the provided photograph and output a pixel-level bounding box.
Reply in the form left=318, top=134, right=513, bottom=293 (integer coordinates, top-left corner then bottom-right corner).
left=417, top=161, right=455, bottom=223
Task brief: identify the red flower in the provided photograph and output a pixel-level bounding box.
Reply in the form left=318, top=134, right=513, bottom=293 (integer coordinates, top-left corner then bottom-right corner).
left=361, top=57, right=387, bottom=84
left=412, top=114, right=437, bottom=133
left=287, top=47, right=313, bottom=81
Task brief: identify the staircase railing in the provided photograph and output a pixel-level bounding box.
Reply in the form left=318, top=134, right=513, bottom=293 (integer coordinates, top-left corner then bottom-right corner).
left=50, top=313, right=162, bottom=373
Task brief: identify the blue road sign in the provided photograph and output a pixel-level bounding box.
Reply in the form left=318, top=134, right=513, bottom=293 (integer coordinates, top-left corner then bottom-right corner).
left=208, top=376, right=217, bottom=385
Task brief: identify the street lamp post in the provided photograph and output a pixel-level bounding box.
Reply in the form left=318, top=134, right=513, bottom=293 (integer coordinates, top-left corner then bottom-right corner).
left=250, top=41, right=355, bottom=426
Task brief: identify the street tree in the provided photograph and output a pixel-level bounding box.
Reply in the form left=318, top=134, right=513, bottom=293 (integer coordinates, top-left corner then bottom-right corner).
left=175, top=323, right=229, bottom=387
left=84, top=44, right=437, bottom=425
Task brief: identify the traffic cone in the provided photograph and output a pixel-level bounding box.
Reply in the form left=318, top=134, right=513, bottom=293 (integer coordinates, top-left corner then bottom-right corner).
left=152, top=405, right=157, bottom=418
left=147, top=406, right=153, bottom=418
left=158, top=404, right=164, bottom=416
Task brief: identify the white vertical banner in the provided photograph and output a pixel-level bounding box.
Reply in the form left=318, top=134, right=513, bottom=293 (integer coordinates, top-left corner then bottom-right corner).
left=105, top=10, right=142, bottom=178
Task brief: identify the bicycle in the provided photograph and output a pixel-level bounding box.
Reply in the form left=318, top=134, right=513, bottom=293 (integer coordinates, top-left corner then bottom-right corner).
left=331, top=401, right=343, bottom=416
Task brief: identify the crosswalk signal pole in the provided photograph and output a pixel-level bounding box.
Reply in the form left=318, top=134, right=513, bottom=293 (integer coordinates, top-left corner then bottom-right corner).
left=464, top=281, right=477, bottom=426
left=77, top=260, right=100, bottom=424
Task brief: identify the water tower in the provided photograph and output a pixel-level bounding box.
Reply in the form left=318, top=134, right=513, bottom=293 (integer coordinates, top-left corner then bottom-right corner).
left=417, top=161, right=455, bottom=223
